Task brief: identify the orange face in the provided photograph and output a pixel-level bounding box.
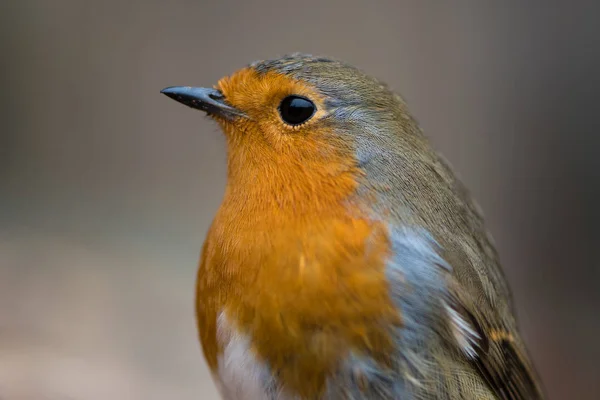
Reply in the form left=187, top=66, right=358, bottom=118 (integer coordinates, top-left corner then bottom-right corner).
left=210, top=67, right=364, bottom=219
left=216, top=67, right=329, bottom=136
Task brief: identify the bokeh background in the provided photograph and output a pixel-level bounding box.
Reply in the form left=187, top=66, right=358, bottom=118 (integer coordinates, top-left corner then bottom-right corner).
left=1, top=1, right=599, bottom=399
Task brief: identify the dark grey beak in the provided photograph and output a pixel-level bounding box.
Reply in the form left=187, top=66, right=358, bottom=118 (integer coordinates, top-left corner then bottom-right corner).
left=160, top=86, right=243, bottom=119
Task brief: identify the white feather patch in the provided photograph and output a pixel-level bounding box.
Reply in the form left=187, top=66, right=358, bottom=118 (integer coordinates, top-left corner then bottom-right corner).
left=444, top=302, right=481, bottom=359
left=215, top=312, right=290, bottom=400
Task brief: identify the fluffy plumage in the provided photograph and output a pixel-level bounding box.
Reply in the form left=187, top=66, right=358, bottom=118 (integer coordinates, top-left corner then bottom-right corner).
left=166, top=53, right=544, bottom=399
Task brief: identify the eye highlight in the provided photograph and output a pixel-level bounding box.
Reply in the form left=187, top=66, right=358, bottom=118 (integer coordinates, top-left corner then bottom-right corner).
left=278, top=95, right=316, bottom=126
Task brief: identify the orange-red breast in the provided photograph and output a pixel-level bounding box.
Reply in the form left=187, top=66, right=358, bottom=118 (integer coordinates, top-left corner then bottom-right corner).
left=161, top=54, right=544, bottom=399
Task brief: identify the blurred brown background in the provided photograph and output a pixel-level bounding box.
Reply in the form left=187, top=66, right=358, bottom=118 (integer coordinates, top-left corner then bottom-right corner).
left=1, top=1, right=599, bottom=399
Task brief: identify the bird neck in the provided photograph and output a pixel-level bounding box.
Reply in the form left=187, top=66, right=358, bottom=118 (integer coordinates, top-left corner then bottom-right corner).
left=223, top=138, right=364, bottom=219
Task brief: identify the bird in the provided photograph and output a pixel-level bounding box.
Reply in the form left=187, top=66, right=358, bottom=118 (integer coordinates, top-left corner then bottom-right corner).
left=161, top=53, right=544, bottom=399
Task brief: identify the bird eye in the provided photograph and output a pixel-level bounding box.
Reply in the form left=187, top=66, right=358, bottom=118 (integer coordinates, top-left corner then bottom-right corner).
left=278, top=95, right=316, bottom=126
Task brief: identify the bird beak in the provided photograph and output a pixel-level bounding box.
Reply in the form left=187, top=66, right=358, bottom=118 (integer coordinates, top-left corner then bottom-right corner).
left=160, top=86, right=244, bottom=120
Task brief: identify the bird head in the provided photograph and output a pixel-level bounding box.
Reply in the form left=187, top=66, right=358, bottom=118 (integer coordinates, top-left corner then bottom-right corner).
left=161, top=54, right=428, bottom=215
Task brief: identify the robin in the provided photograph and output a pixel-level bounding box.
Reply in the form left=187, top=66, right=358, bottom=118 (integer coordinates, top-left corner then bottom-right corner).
left=161, top=54, right=544, bottom=399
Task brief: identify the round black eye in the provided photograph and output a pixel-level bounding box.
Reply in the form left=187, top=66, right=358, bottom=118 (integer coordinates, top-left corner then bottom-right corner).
left=278, top=96, right=316, bottom=126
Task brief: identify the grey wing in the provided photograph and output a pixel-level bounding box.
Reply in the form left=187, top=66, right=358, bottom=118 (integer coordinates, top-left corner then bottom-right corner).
left=438, top=158, right=546, bottom=400
left=320, top=225, right=543, bottom=400
left=322, top=228, right=503, bottom=399
left=326, top=149, right=543, bottom=399
left=388, top=226, right=544, bottom=399
left=421, top=152, right=545, bottom=399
